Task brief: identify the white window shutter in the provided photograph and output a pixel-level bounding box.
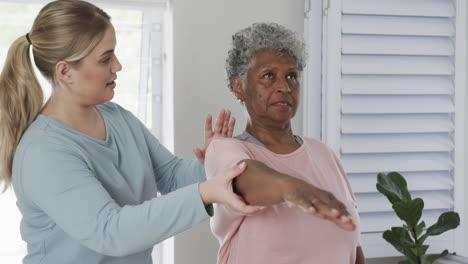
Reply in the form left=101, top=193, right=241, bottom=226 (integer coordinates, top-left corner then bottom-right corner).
left=321, top=0, right=466, bottom=258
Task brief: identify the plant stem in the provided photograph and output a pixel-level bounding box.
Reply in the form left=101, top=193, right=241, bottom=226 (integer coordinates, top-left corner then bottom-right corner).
left=411, top=226, right=422, bottom=264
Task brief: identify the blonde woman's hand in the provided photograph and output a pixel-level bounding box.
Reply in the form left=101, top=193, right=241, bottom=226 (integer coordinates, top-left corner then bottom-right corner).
left=199, top=162, right=262, bottom=215
left=194, top=109, right=235, bottom=164
left=281, top=177, right=356, bottom=231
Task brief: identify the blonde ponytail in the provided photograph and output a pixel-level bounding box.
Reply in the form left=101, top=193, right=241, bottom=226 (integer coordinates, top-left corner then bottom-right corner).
left=0, top=0, right=111, bottom=190
left=0, top=36, right=43, bottom=191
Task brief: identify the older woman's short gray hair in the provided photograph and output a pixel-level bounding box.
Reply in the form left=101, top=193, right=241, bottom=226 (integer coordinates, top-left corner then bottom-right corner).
left=225, top=22, right=307, bottom=92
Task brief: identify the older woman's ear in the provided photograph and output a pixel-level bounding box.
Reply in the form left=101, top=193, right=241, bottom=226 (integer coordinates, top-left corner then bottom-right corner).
left=231, top=78, right=245, bottom=102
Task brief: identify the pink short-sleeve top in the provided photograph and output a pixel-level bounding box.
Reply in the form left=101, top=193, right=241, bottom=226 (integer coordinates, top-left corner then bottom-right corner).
left=205, top=137, right=361, bottom=264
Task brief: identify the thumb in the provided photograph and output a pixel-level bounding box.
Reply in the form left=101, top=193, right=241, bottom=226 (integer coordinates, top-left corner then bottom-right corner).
left=224, top=162, right=247, bottom=180
left=193, top=148, right=205, bottom=164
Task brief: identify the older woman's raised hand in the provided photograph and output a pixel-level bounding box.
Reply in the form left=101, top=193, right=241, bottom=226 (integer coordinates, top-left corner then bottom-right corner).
left=194, top=109, right=235, bottom=164
left=281, top=177, right=357, bottom=231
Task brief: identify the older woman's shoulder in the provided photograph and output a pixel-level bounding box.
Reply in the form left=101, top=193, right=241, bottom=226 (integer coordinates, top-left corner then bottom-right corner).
left=211, top=137, right=250, bottom=148
left=206, top=138, right=252, bottom=159
left=300, top=136, right=336, bottom=154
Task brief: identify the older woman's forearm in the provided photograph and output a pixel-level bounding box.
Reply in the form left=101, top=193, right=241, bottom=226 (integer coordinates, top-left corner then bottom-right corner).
left=233, top=159, right=357, bottom=231
left=233, top=159, right=340, bottom=208
left=233, top=159, right=289, bottom=205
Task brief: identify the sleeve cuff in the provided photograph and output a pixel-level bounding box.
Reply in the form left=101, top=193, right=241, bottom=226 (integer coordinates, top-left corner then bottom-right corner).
left=193, top=183, right=213, bottom=218
left=205, top=204, right=214, bottom=217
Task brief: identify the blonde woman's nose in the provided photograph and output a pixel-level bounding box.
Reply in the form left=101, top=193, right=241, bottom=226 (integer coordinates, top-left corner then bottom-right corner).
left=112, top=55, right=122, bottom=73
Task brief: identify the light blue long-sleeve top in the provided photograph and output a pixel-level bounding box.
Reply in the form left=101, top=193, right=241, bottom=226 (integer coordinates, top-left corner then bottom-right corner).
left=12, top=102, right=211, bottom=264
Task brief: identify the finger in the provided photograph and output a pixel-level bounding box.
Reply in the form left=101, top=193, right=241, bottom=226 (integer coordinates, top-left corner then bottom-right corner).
left=227, top=117, right=236, bottom=138
left=222, top=162, right=247, bottom=181
left=286, top=198, right=314, bottom=214
left=204, top=114, right=213, bottom=139
left=311, top=201, right=356, bottom=230
left=311, top=199, right=341, bottom=220
left=336, top=202, right=350, bottom=217
left=335, top=218, right=356, bottom=231
left=327, top=198, right=350, bottom=217
left=229, top=195, right=263, bottom=215
left=308, top=198, right=327, bottom=219
left=314, top=191, right=350, bottom=217
left=193, top=148, right=205, bottom=164
left=213, top=109, right=225, bottom=135
left=221, top=110, right=231, bottom=136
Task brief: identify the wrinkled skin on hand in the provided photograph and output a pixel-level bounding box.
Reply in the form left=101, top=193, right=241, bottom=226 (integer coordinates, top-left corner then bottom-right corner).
left=281, top=177, right=356, bottom=231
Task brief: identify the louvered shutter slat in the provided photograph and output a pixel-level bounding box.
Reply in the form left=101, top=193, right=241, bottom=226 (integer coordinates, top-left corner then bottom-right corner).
left=342, top=0, right=455, bottom=17
left=342, top=55, right=454, bottom=75
left=341, top=114, right=453, bottom=134
left=342, top=75, right=453, bottom=95
left=342, top=15, right=454, bottom=36
left=342, top=153, right=453, bottom=173
left=341, top=96, right=454, bottom=114
left=349, top=171, right=453, bottom=193
left=342, top=35, right=454, bottom=56
left=341, top=134, right=453, bottom=154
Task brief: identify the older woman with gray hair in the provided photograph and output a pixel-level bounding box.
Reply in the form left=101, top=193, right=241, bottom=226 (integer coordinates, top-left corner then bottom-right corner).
left=205, top=22, right=365, bottom=264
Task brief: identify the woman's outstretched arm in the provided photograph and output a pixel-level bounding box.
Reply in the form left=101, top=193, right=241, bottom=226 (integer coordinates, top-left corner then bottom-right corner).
left=233, top=159, right=356, bottom=231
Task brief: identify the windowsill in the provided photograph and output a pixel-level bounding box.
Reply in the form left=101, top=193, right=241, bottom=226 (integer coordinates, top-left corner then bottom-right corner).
left=437, top=255, right=468, bottom=264
left=367, top=255, right=468, bottom=264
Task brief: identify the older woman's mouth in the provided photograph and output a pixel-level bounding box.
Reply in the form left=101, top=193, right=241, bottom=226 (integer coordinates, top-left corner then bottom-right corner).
left=272, top=101, right=292, bottom=109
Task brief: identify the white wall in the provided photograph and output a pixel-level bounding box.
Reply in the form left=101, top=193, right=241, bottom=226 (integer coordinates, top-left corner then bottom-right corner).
left=172, top=0, right=304, bottom=263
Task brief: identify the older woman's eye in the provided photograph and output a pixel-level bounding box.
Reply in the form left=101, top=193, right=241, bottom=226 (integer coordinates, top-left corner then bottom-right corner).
left=286, top=73, right=297, bottom=80
left=263, top=72, right=274, bottom=79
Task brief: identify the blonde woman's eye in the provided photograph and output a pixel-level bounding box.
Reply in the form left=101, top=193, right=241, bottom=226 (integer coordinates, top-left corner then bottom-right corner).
left=102, top=57, right=111, bottom=64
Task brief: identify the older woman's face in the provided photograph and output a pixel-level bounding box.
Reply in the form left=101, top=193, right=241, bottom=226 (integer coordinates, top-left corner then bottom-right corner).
left=234, top=49, right=300, bottom=127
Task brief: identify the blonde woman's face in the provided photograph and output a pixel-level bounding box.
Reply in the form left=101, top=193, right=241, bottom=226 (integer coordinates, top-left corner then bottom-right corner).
left=67, top=25, right=122, bottom=106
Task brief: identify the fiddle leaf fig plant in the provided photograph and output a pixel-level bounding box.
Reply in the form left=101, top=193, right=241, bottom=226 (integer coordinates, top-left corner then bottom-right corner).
left=376, top=172, right=460, bottom=264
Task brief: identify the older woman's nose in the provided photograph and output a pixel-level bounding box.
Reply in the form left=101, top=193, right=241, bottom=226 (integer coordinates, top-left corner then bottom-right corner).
left=275, top=78, right=291, bottom=93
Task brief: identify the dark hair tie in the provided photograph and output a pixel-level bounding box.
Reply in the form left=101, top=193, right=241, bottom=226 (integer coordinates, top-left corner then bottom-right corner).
left=25, top=33, right=32, bottom=46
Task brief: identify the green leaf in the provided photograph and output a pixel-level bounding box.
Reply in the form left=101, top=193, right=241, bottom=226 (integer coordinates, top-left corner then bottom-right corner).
left=402, top=249, right=419, bottom=263
left=424, top=250, right=449, bottom=264
left=415, top=221, right=426, bottom=238
left=383, top=227, right=416, bottom=259
left=383, top=229, right=405, bottom=254
left=376, top=172, right=412, bottom=204
left=393, top=198, right=424, bottom=226
left=383, top=227, right=420, bottom=262
left=418, top=233, right=429, bottom=245
left=426, top=212, right=460, bottom=236
left=410, top=245, right=428, bottom=257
